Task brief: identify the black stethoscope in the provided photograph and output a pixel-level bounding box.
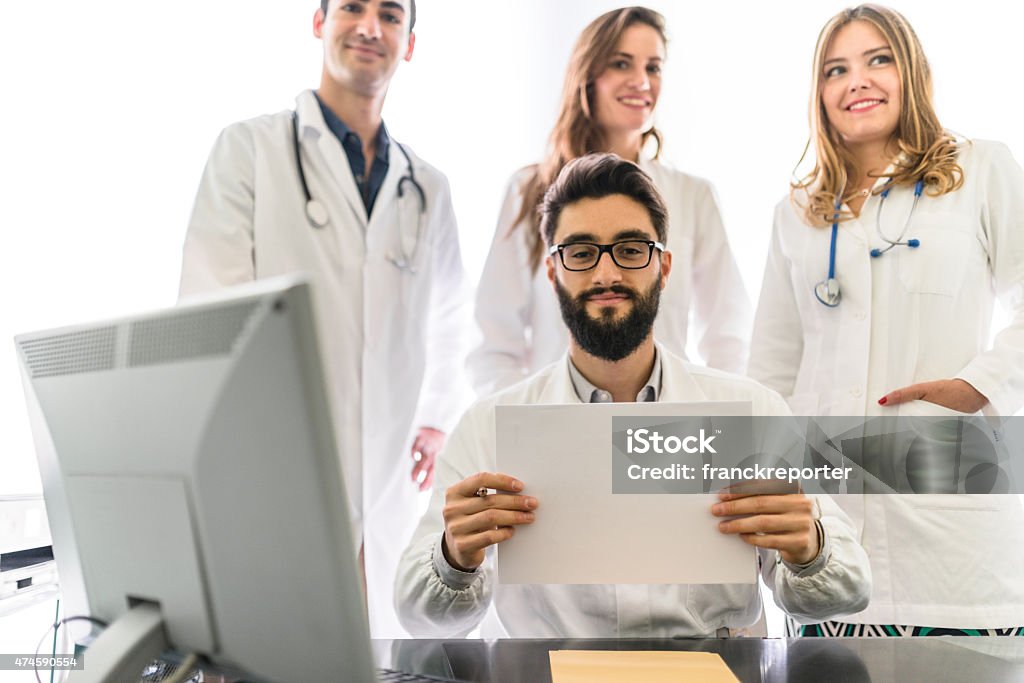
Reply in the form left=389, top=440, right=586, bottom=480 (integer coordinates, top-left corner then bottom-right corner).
left=814, top=179, right=925, bottom=307
left=290, top=111, right=427, bottom=272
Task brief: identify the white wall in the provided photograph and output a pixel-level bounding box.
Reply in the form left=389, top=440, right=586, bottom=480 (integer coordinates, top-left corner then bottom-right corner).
left=2, top=0, right=1022, bottom=495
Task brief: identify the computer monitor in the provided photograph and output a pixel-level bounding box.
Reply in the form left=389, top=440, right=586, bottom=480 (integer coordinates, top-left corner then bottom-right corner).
left=16, top=277, right=378, bottom=682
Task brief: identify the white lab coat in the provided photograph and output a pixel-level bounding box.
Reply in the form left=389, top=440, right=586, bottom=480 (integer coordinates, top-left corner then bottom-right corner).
left=467, top=159, right=752, bottom=397
left=749, top=139, right=1024, bottom=627
left=395, top=345, right=872, bottom=638
left=179, top=90, right=472, bottom=638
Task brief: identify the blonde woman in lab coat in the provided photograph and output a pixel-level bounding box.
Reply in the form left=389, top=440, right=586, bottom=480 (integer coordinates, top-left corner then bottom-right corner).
left=749, top=4, right=1024, bottom=637
left=468, top=7, right=751, bottom=396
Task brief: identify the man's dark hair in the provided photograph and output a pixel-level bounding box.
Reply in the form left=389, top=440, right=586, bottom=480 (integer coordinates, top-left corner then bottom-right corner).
left=320, top=0, right=417, bottom=31
left=539, top=153, right=668, bottom=247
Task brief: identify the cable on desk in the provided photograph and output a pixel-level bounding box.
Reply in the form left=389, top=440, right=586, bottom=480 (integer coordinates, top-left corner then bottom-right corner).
left=49, top=598, right=60, bottom=683
left=34, top=613, right=109, bottom=683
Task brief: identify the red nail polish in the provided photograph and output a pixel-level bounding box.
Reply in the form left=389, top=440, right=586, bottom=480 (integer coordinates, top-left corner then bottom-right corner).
left=878, top=397, right=888, bottom=405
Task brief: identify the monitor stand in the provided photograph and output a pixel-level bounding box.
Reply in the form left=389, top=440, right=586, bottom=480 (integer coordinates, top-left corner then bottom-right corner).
left=68, top=603, right=167, bottom=683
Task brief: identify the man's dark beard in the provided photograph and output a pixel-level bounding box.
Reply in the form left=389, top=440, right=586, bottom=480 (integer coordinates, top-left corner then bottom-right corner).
left=554, top=278, right=661, bottom=362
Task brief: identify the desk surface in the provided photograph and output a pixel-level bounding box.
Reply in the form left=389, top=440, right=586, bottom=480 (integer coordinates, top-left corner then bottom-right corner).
left=384, top=637, right=1024, bottom=683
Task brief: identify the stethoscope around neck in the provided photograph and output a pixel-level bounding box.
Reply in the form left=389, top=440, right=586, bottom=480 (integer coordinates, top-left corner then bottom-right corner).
left=814, top=179, right=925, bottom=307
left=290, top=110, right=427, bottom=273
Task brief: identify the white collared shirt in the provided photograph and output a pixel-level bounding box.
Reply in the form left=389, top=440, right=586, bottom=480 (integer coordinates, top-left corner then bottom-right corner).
left=567, top=348, right=662, bottom=403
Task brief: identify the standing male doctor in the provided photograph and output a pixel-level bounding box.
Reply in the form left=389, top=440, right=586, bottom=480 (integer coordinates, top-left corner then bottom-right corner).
left=179, top=0, right=471, bottom=637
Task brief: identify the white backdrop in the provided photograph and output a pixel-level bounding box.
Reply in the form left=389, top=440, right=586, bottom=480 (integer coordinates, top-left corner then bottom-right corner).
left=2, top=0, right=1023, bottom=494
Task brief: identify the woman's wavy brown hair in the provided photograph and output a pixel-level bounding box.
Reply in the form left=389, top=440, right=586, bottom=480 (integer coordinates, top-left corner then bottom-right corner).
left=792, top=4, right=963, bottom=226
left=512, top=7, right=668, bottom=269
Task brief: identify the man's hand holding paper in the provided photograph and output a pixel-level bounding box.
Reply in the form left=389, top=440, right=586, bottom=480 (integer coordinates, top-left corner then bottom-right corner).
left=712, top=491, right=820, bottom=566
left=442, top=472, right=537, bottom=572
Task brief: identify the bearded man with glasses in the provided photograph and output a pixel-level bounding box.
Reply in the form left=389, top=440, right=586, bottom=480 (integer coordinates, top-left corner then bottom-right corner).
left=394, top=154, right=872, bottom=638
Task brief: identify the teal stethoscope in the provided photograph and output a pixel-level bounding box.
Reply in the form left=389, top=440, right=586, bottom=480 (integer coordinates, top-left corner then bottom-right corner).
left=814, top=179, right=925, bottom=307
left=290, top=111, right=427, bottom=272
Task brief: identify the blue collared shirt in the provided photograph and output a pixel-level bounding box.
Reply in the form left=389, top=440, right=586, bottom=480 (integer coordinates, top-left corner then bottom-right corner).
left=314, top=91, right=390, bottom=216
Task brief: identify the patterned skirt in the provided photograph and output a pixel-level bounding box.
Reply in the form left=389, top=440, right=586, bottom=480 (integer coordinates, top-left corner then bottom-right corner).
left=795, top=621, right=1024, bottom=637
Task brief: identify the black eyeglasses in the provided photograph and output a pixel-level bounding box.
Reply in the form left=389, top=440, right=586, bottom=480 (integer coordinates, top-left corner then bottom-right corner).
left=548, top=239, right=665, bottom=272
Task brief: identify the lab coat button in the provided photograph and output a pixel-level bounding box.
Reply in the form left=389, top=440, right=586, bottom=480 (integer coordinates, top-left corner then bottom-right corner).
left=851, top=387, right=863, bottom=397
left=855, top=311, right=866, bottom=321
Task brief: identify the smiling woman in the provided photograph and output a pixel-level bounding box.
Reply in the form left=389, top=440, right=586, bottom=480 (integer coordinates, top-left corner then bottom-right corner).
left=467, top=6, right=752, bottom=397
left=793, top=3, right=962, bottom=224
left=819, top=20, right=903, bottom=196
left=749, top=3, right=1024, bottom=639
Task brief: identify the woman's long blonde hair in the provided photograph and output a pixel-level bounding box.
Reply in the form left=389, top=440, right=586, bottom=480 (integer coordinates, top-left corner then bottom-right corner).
left=513, top=7, right=668, bottom=270
left=793, top=4, right=963, bottom=226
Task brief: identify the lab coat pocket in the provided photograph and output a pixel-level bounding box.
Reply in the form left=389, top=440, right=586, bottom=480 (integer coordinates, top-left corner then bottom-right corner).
left=898, top=399, right=977, bottom=419
left=896, top=226, right=971, bottom=296
left=887, top=496, right=1011, bottom=609
left=897, top=401, right=1003, bottom=503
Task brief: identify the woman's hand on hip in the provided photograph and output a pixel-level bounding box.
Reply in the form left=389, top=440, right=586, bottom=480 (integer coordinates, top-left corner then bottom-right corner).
left=878, top=378, right=988, bottom=413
